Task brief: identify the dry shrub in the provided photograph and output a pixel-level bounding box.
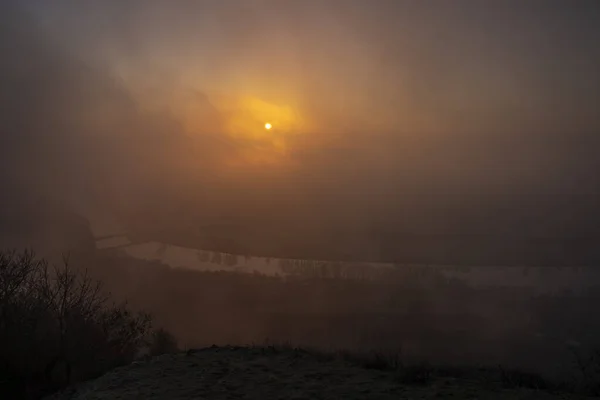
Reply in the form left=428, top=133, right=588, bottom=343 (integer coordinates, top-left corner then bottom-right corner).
left=0, top=249, right=157, bottom=399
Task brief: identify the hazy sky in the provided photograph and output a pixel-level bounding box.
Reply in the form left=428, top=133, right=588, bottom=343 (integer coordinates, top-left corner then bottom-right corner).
left=4, top=0, right=600, bottom=239
left=31, top=1, right=600, bottom=136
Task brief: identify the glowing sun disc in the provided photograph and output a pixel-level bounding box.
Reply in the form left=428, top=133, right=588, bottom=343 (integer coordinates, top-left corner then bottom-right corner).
left=265, top=123, right=272, bottom=130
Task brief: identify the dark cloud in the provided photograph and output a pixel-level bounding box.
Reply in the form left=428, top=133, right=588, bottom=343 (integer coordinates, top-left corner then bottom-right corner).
left=2, top=0, right=600, bottom=262
left=0, top=2, right=230, bottom=252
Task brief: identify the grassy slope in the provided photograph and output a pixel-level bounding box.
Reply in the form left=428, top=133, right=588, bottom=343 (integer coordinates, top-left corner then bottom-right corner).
left=46, top=346, right=595, bottom=400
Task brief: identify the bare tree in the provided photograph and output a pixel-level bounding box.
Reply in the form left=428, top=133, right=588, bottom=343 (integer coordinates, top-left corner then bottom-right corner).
left=0, top=249, right=156, bottom=398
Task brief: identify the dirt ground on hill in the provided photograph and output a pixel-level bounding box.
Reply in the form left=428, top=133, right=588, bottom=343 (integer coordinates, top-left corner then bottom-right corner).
left=46, top=346, right=595, bottom=400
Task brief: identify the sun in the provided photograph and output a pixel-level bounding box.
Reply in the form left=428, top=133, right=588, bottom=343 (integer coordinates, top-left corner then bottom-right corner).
left=265, top=122, right=272, bottom=130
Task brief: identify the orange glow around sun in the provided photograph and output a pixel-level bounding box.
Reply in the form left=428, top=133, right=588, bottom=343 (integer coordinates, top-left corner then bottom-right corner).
left=170, top=91, right=315, bottom=168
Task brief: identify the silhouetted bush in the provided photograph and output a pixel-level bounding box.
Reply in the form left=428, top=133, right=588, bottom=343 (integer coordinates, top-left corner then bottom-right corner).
left=0, top=249, right=159, bottom=399
left=148, top=328, right=179, bottom=357
left=569, top=347, right=600, bottom=395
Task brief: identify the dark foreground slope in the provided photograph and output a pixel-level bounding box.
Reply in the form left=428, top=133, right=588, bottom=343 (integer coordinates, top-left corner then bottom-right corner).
left=46, top=346, right=594, bottom=400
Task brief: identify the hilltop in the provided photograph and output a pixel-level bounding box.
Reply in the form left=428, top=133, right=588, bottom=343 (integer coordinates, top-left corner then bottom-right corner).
left=46, top=346, right=594, bottom=400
